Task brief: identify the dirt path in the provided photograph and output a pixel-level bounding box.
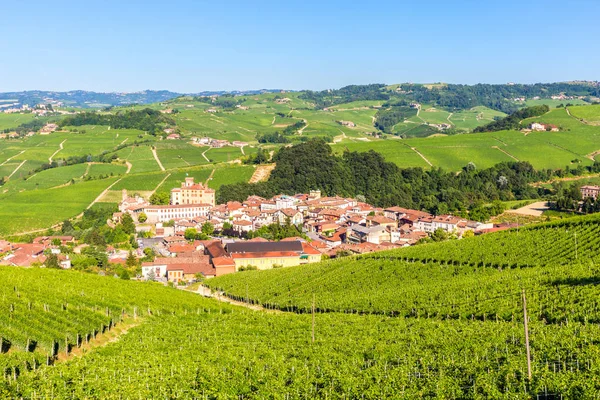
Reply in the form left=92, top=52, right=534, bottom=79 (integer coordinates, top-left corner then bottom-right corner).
left=297, top=119, right=309, bottom=135
left=84, top=178, right=123, bottom=212
left=240, top=145, right=246, bottom=155
left=125, top=161, right=132, bottom=173
left=56, top=318, right=142, bottom=362
left=249, top=164, right=276, bottom=183
left=49, top=139, right=67, bottom=163
left=271, top=115, right=276, bottom=125
left=585, top=150, right=600, bottom=161
left=205, top=169, right=216, bottom=186
left=7, top=160, right=27, bottom=179
left=151, top=147, right=165, bottom=171
left=149, top=173, right=171, bottom=196
left=201, top=148, right=211, bottom=162
left=410, top=147, right=433, bottom=167
left=506, top=201, right=549, bottom=217
left=197, top=286, right=281, bottom=313
left=492, top=146, right=519, bottom=161
left=0, top=150, right=26, bottom=166
left=333, top=130, right=347, bottom=143
left=531, top=172, right=600, bottom=187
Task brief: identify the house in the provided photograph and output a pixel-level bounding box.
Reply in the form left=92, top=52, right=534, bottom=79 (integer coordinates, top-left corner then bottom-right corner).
left=366, top=215, right=398, bottom=229
left=581, top=185, right=600, bottom=200
left=39, top=123, right=59, bottom=135
left=279, top=208, right=303, bottom=225
left=170, top=177, right=215, bottom=206
left=166, top=133, right=181, bottom=140
left=529, top=122, right=559, bottom=132
left=337, top=120, right=356, bottom=128
left=142, top=254, right=214, bottom=282
left=232, top=219, right=253, bottom=233
left=347, top=224, right=390, bottom=245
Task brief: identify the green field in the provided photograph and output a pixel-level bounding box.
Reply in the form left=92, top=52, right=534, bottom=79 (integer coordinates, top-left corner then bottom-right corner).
left=207, top=165, right=255, bottom=189
left=568, top=104, right=600, bottom=124
left=0, top=113, right=36, bottom=130
left=0, top=177, right=117, bottom=235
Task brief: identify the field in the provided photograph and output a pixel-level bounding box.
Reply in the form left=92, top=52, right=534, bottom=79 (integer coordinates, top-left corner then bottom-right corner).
left=4, top=215, right=600, bottom=397
left=0, top=113, right=37, bottom=131
left=568, top=104, right=600, bottom=124
left=332, top=107, right=600, bottom=171
left=0, top=177, right=117, bottom=235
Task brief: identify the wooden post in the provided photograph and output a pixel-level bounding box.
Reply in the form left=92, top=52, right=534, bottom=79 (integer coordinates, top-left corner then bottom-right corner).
left=311, top=294, right=315, bottom=343
left=522, top=289, right=532, bottom=380
left=574, top=231, right=578, bottom=260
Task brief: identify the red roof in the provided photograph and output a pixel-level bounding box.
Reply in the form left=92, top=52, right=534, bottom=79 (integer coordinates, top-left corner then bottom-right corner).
left=212, top=256, right=236, bottom=267
left=301, top=242, right=321, bottom=255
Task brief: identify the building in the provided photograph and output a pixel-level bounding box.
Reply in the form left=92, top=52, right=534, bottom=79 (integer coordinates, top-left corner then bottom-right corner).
left=143, top=204, right=211, bottom=223
left=225, top=240, right=321, bottom=270
left=581, top=185, right=600, bottom=200
left=142, top=254, right=215, bottom=283
left=529, top=122, right=559, bottom=132
left=170, top=177, right=215, bottom=206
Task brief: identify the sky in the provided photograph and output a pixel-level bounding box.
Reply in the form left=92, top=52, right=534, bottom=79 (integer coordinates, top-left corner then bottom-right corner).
left=1, top=0, right=599, bottom=92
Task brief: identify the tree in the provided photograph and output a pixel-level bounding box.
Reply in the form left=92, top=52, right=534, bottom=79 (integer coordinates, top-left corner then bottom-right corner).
left=201, top=222, right=214, bottom=236
left=431, top=228, right=450, bottom=242
left=146, top=268, right=156, bottom=281
left=138, top=212, right=147, bottom=223
left=125, top=251, right=138, bottom=268
left=45, top=253, right=61, bottom=269
left=121, top=214, right=136, bottom=234
left=150, top=191, right=170, bottom=205
left=184, top=228, right=198, bottom=241
left=61, top=220, right=74, bottom=234
left=51, top=238, right=62, bottom=246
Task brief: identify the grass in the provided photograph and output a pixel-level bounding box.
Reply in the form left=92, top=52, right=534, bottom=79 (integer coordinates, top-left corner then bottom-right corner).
left=207, top=165, right=255, bottom=189
left=0, top=177, right=117, bottom=236
left=0, top=113, right=37, bottom=131
left=568, top=104, right=600, bottom=124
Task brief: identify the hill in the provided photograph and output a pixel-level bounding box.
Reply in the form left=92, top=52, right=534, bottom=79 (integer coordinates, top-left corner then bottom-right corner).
left=3, top=214, right=600, bottom=397
left=206, top=213, right=600, bottom=318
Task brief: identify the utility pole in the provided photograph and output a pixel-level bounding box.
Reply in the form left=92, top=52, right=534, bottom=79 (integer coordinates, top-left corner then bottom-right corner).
left=522, top=289, right=532, bottom=380
left=311, top=294, right=315, bottom=344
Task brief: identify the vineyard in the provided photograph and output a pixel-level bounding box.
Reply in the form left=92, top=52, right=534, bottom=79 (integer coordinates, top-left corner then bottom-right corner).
left=3, top=213, right=600, bottom=397
left=206, top=214, right=600, bottom=319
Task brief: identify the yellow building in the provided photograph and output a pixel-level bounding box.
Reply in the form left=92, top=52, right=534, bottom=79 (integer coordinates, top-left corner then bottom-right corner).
left=170, top=177, right=215, bottom=206
left=226, top=240, right=321, bottom=271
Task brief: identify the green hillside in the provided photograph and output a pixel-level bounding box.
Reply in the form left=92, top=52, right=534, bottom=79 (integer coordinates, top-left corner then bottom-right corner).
left=206, top=214, right=600, bottom=317
left=4, top=214, right=600, bottom=397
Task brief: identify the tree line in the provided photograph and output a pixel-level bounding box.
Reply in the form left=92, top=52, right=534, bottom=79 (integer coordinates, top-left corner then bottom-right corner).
left=217, top=139, right=600, bottom=216
left=60, top=108, right=174, bottom=134
left=473, top=105, right=550, bottom=132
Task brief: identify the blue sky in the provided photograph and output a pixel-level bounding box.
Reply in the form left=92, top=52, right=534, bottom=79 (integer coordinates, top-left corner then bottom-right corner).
left=1, top=0, right=598, bottom=92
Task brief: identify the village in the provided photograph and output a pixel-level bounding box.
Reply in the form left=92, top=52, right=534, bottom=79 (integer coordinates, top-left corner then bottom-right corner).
left=8, top=173, right=586, bottom=285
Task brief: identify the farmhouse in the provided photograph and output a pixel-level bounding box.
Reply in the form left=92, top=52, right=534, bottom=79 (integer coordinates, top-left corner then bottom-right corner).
left=170, top=177, right=215, bottom=206
left=581, top=185, right=600, bottom=200
left=529, top=122, right=559, bottom=132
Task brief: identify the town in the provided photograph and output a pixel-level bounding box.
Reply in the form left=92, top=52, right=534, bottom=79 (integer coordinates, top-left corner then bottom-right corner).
left=11, top=177, right=598, bottom=285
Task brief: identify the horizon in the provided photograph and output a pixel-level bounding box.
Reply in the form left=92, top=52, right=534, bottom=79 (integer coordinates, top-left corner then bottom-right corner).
left=3, top=80, right=599, bottom=95
left=1, top=0, right=599, bottom=92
